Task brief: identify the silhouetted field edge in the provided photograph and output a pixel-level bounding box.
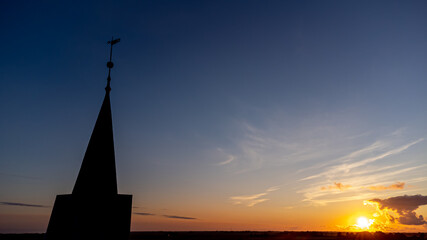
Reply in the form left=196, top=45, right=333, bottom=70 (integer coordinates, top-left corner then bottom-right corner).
left=0, top=231, right=426, bottom=240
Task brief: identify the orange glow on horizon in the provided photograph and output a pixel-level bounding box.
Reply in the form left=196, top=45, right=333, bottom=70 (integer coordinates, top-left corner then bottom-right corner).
left=354, top=216, right=374, bottom=231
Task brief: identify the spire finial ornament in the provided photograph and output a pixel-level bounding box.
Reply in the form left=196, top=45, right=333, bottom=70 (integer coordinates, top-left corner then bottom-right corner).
left=106, top=37, right=120, bottom=92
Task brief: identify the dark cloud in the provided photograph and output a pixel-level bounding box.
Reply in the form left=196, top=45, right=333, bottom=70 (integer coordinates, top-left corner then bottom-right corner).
left=368, top=195, right=427, bottom=225
left=163, top=215, right=197, bottom=220
left=134, top=212, right=155, bottom=216
left=368, top=182, right=405, bottom=191
left=398, top=212, right=425, bottom=225
left=133, top=212, right=196, bottom=220
left=0, top=201, right=47, bottom=208
left=370, top=195, right=427, bottom=212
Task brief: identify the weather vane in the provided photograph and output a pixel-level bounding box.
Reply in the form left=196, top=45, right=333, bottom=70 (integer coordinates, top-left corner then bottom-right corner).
left=106, top=37, right=120, bottom=92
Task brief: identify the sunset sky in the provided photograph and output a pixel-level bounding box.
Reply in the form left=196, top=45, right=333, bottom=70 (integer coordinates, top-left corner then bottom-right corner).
left=1, top=0, right=427, bottom=233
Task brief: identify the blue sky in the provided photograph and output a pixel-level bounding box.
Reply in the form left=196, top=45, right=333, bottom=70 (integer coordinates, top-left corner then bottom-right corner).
left=1, top=0, right=427, bottom=233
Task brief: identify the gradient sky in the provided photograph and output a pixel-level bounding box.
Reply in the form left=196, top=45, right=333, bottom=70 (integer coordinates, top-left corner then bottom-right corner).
left=1, top=0, right=427, bottom=233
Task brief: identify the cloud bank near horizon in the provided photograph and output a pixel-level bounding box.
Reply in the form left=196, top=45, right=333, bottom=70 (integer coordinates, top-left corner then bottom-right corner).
left=366, top=195, right=427, bottom=226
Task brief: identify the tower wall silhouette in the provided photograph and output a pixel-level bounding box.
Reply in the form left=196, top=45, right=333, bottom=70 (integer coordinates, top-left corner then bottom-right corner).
left=46, top=194, right=131, bottom=240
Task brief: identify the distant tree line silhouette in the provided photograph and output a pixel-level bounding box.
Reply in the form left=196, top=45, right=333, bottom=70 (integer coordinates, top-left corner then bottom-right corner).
left=0, top=231, right=425, bottom=240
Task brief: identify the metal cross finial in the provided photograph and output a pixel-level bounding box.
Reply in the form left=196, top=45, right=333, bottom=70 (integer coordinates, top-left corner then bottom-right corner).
left=106, top=37, right=120, bottom=92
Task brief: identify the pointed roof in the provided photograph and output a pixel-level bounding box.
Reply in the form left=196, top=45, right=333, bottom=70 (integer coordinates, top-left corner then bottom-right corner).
left=72, top=37, right=121, bottom=197
left=72, top=89, right=118, bottom=196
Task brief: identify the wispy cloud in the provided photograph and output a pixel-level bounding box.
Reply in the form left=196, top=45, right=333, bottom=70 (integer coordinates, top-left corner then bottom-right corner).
left=134, top=212, right=156, bottom=216
left=320, top=182, right=405, bottom=192
left=0, top=201, right=47, bottom=208
left=218, top=122, right=425, bottom=208
left=301, top=139, right=423, bottom=181
left=133, top=212, right=197, bottom=220
left=303, top=193, right=376, bottom=205
left=367, top=182, right=405, bottom=191
left=298, top=133, right=424, bottom=205
left=163, top=215, right=197, bottom=220
left=217, top=122, right=351, bottom=174
left=218, top=155, right=235, bottom=166
left=296, top=140, right=386, bottom=175
left=299, top=166, right=425, bottom=206
left=231, top=186, right=279, bottom=207
left=266, top=186, right=280, bottom=192
left=321, top=182, right=352, bottom=191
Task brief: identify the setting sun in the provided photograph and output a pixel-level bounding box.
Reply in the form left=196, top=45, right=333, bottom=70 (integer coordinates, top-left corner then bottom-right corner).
left=355, top=217, right=373, bottom=230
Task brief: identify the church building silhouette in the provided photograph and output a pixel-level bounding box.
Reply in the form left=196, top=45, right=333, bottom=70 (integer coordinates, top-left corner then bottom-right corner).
left=46, top=38, right=132, bottom=240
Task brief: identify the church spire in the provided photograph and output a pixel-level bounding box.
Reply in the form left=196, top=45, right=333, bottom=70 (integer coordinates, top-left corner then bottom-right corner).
left=72, top=37, right=121, bottom=196
left=46, top=38, right=132, bottom=240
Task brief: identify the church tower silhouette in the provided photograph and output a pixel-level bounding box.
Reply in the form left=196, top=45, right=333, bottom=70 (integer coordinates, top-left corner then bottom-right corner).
left=46, top=38, right=132, bottom=240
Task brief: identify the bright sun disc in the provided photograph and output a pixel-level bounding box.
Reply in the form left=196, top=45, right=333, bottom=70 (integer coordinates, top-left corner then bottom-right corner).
left=356, top=217, right=370, bottom=229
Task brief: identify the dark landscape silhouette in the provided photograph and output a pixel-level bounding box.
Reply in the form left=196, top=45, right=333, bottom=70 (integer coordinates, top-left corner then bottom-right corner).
left=1, top=231, right=426, bottom=240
